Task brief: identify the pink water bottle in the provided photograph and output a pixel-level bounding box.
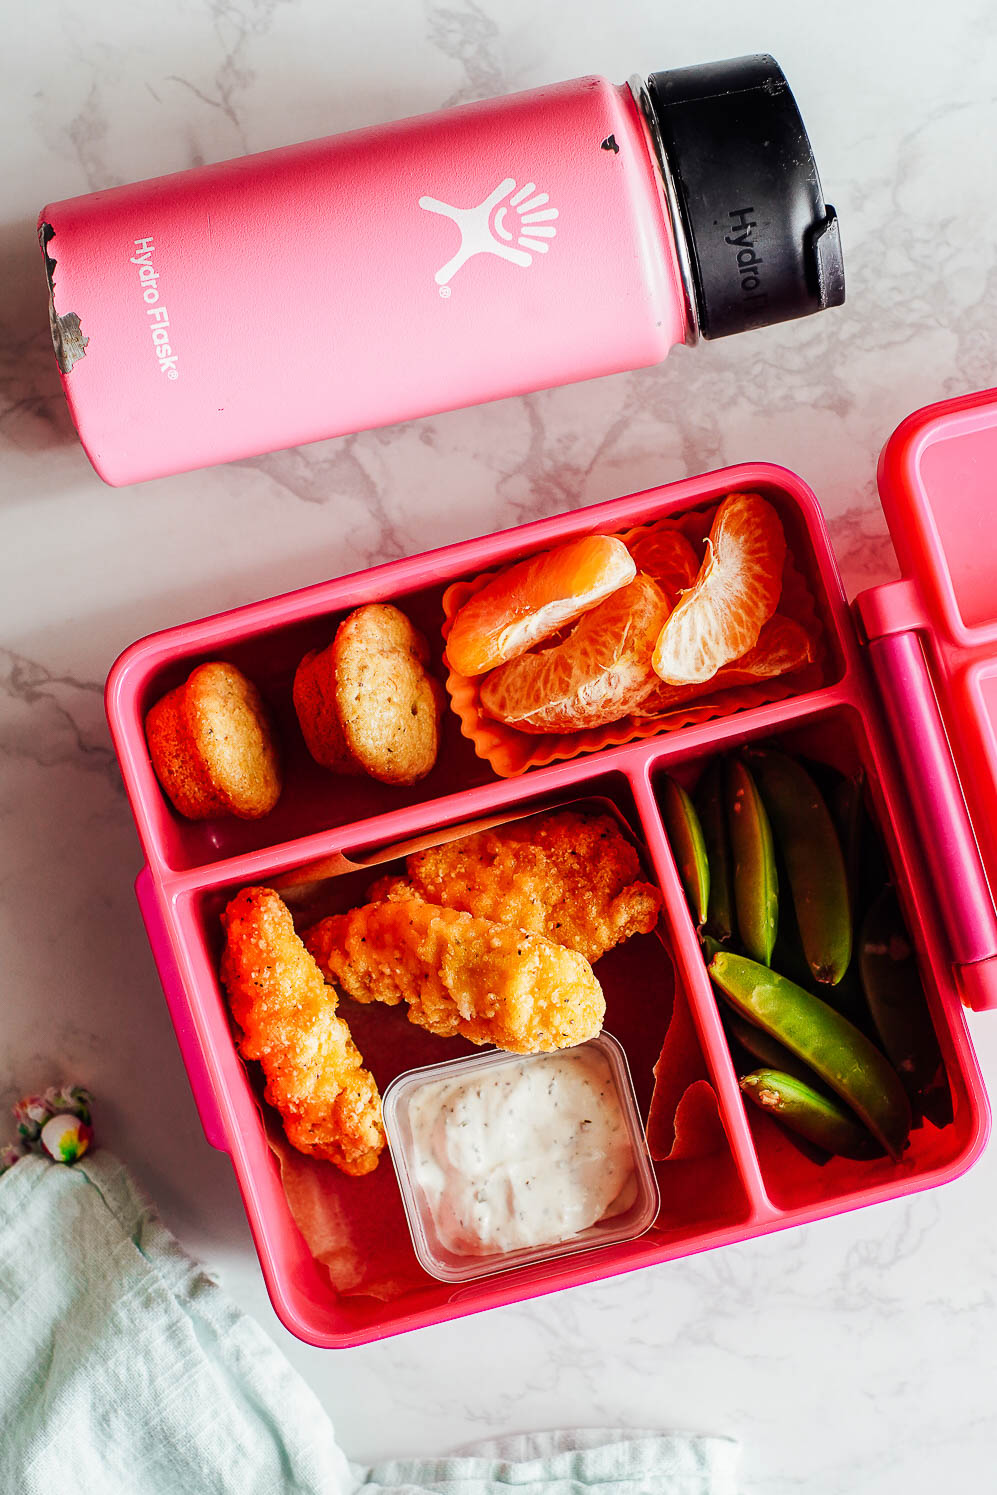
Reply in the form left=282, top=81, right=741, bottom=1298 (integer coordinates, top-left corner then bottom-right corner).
left=38, top=53, right=844, bottom=487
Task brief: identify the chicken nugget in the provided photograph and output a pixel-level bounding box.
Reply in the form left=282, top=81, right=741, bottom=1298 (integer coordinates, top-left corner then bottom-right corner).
left=304, top=900, right=605, bottom=1054
left=146, top=661, right=281, bottom=820
left=365, top=810, right=661, bottom=963
left=220, top=886, right=384, bottom=1176
left=294, top=603, right=442, bottom=785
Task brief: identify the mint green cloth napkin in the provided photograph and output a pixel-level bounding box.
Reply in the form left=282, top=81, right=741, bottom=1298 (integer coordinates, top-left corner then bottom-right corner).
left=357, top=1432, right=740, bottom=1494
left=0, top=1152, right=738, bottom=1495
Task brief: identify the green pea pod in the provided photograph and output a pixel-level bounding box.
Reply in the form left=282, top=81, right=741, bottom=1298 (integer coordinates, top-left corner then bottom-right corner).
left=695, top=760, right=734, bottom=943
left=767, top=838, right=871, bottom=1029
left=727, top=759, right=778, bottom=966
left=708, top=950, right=912, bottom=1159
left=859, top=885, right=953, bottom=1128
left=769, top=859, right=820, bottom=991
left=659, top=775, right=710, bottom=927
left=740, top=1069, right=879, bottom=1159
left=722, top=1009, right=819, bottom=1087
left=745, top=748, right=851, bottom=986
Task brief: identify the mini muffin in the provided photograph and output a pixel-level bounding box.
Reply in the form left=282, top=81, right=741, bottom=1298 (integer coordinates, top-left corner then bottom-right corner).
left=294, top=603, right=442, bottom=785
left=292, top=647, right=364, bottom=775
left=145, top=661, right=282, bottom=820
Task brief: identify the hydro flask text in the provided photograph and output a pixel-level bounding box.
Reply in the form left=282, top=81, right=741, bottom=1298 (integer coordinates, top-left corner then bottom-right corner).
left=132, top=238, right=179, bottom=377
left=725, top=208, right=768, bottom=310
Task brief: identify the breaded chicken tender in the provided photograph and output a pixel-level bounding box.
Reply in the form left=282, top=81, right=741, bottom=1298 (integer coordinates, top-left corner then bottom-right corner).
left=366, top=810, right=660, bottom=964
left=303, top=900, right=605, bottom=1054
left=220, top=887, right=384, bottom=1176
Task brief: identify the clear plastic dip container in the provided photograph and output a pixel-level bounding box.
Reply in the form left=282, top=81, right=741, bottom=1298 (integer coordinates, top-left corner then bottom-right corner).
left=383, top=1032, right=660, bottom=1283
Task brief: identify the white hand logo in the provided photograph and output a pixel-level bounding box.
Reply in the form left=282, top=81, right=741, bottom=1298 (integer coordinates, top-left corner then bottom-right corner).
left=419, top=177, right=558, bottom=286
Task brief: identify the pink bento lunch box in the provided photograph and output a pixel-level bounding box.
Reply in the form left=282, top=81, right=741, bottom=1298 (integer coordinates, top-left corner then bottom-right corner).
left=105, top=386, right=997, bottom=1348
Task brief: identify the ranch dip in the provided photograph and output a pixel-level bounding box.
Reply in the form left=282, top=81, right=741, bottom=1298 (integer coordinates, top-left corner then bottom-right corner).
left=407, top=1046, right=635, bottom=1257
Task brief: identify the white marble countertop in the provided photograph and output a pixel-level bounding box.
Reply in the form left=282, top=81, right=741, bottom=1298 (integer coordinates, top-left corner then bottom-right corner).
left=5, top=2, right=997, bottom=1491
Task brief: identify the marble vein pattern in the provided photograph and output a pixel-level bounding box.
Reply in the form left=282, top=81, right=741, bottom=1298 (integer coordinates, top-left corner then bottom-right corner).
left=3, top=2, right=997, bottom=1492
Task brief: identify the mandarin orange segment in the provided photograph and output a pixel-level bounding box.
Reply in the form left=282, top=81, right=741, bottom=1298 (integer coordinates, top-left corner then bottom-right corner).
left=445, top=534, right=636, bottom=678
left=626, top=524, right=699, bottom=609
left=479, top=574, right=671, bottom=734
left=651, top=493, right=786, bottom=686
left=636, top=615, right=813, bottom=717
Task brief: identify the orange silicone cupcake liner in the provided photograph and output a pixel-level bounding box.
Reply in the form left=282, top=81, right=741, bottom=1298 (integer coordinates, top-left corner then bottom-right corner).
left=441, top=502, right=826, bottom=779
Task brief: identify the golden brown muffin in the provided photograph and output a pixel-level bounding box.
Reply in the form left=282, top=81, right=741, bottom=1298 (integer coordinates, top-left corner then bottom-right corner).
left=293, top=603, right=442, bottom=785
left=145, top=661, right=281, bottom=820
left=292, top=647, right=363, bottom=774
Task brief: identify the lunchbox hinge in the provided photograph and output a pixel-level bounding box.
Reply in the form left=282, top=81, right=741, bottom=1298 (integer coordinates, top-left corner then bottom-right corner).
left=863, top=627, right=997, bottom=1011
left=854, top=577, right=924, bottom=642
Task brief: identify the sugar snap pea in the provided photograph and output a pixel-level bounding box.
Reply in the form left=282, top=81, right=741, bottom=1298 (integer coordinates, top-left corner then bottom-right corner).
left=695, top=759, right=733, bottom=943
left=659, top=775, right=709, bottom=927
left=722, top=1009, right=818, bottom=1086
left=739, top=1069, right=878, bottom=1159
left=745, top=748, right=851, bottom=986
left=708, top=950, right=911, bottom=1159
left=727, top=758, right=778, bottom=966
left=769, top=861, right=820, bottom=991
left=768, top=889, right=875, bottom=1032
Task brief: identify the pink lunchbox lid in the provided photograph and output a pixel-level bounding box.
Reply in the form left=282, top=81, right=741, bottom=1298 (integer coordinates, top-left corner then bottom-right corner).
left=857, top=385, right=997, bottom=1012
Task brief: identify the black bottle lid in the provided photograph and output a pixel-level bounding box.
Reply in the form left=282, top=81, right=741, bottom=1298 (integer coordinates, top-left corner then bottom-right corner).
left=645, top=54, right=845, bottom=340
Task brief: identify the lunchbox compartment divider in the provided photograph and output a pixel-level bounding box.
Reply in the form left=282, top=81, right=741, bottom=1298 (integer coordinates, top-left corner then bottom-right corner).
left=146, top=684, right=858, bottom=896
left=626, top=763, right=777, bottom=1219
left=148, top=757, right=658, bottom=896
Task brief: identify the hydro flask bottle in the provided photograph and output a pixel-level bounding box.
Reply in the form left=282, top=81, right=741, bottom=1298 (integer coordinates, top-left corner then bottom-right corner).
left=38, top=53, right=844, bottom=486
